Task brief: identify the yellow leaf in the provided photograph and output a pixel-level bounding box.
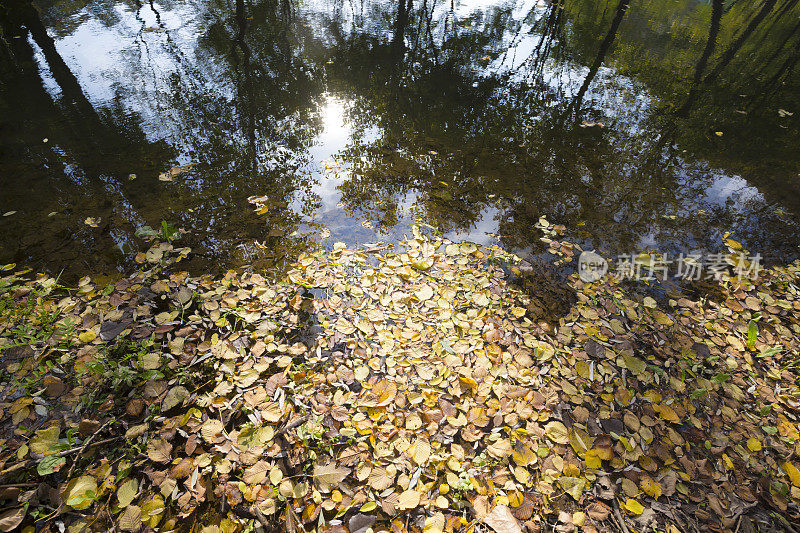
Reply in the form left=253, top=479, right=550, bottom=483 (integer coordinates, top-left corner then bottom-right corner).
left=557, top=476, right=585, bottom=500
left=654, top=404, right=680, bottom=424
left=782, top=462, right=800, bottom=487
left=640, top=475, right=662, bottom=499
left=360, top=502, right=377, bottom=512
left=30, top=425, right=60, bottom=455
left=413, top=439, right=432, bottom=465
left=78, top=330, right=96, bottom=343
left=622, top=498, right=645, bottom=515
left=398, top=490, right=421, bottom=510
left=423, top=513, right=445, bottom=533
left=63, top=476, right=98, bottom=510
left=722, top=453, right=733, bottom=470
left=243, top=461, right=269, bottom=485
left=568, top=428, right=594, bottom=455
left=487, top=438, right=513, bottom=459
left=116, top=479, right=138, bottom=508
left=544, top=421, right=569, bottom=444
left=746, top=438, right=762, bottom=452
left=513, top=466, right=529, bottom=484
left=584, top=449, right=602, bottom=470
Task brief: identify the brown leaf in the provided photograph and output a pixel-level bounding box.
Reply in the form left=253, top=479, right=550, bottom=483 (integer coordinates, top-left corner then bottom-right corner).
left=243, top=460, right=270, bottom=485
left=170, top=457, right=194, bottom=480
left=368, top=467, right=394, bottom=491
left=313, top=462, right=351, bottom=491
left=146, top=438, right=173, bottom=463
left=586, top=501, right=611, bottom=521
left=0, top=507, right=25, bottom=532
left=119, top=504, right=142, bottom=531
left=482, top=505, right=523, bottom=533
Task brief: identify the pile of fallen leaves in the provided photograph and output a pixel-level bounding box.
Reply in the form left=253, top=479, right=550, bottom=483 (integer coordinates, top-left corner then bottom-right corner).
left=0, top=225, right=799, bottom=533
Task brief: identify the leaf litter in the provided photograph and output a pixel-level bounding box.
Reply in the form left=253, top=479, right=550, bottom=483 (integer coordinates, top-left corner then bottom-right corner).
left=0, top=223, right=798, bottom=532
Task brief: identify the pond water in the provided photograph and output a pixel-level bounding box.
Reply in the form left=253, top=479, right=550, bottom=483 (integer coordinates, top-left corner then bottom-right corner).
left=1, top=0, right=799, bottom=281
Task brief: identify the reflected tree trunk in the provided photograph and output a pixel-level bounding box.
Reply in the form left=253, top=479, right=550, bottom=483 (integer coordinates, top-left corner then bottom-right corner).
left=676, top=0, right=723, bottom=117
left=393, top=0, right=412, bottom=52
left=232, top=0, right=257, bottom=173
left=569, top=0, right=629, bottom=114
left=704, top=0, right=777, bottom=83
left=0, top=0, right=171, bottom=180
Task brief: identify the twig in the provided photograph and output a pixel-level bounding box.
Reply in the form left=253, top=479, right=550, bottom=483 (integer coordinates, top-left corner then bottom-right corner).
left=0, top=437, right=122, bottom=481
left=250, top=504, right=272, bottom=529
left=66, top=421, right=111, bottom=480
left=612, top=498, right=632, bottom=533
left=732, top=501, right=759, bottom=533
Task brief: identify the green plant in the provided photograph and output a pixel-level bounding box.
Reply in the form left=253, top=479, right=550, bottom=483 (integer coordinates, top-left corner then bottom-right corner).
left=135, top=221, right=182, bottom=243
left=79, top=339, right=160, bottom=408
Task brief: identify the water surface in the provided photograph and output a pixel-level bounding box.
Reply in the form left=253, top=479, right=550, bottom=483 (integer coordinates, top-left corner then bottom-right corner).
left=1, top=0, right=799, bottom=280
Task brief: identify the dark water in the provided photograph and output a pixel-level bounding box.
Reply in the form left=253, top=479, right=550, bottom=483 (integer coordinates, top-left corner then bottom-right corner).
left=1, top=0, right=799, bottom=281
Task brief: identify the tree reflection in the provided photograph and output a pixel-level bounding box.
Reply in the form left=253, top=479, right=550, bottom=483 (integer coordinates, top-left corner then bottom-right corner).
left=1, top=0, right=799, bottom=280
left=328, top=0, right=800, bottom=260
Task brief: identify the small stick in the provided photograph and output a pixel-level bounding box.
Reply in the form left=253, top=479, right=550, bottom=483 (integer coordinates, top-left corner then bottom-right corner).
left=66, top=421, right=111, bottom=480
left=0, top=436, right=122, bottom=481
left=251, top=504, right=272, bottom=529
left=612, top=498, right=632, bottom=533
